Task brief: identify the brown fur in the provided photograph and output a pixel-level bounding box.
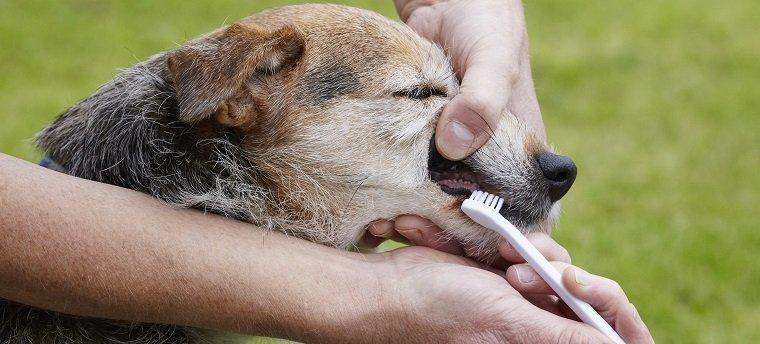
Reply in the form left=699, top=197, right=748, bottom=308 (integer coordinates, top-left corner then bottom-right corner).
left=13, top=4, right=567, bottom=344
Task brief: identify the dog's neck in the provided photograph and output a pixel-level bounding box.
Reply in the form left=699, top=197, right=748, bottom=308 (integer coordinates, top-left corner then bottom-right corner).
left=37, top=54, right=267, bottom=222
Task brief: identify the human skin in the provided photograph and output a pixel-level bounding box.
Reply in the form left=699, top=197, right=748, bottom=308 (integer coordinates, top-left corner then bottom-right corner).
left=0, top=153, right=653, bottom=343
left=395, top=0, right=545, bottom=160
left=388, top=0, right=567, bottom=267
left=383, top=0, right=549, bottom=249
left=0, top=1, right=656, bottom=342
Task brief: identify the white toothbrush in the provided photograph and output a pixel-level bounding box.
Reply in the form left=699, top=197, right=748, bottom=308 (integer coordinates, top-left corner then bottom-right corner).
left=461, top=190, right=626, bottom=344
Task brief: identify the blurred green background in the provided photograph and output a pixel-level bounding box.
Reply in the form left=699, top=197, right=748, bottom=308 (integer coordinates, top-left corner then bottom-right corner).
left=1, top=0, right=758, bottom=343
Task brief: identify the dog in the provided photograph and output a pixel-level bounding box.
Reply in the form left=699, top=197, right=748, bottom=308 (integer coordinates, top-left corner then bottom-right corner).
left=2, top=4, right=577, bottom=344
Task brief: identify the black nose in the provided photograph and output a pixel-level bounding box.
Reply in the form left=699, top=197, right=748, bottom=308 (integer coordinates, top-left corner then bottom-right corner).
left=536, top=152, right=577, bottom=202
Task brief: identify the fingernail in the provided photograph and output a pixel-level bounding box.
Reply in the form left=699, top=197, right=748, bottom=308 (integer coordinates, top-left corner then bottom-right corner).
left=515, top=265, right=537, bottom=284
left=440, top=120, right=475, bottom=159
left=499, top=239, right=513, bottom=249
left=573, top=268, right=591, bottom=286
left=368, top=222, right=390, bottom=237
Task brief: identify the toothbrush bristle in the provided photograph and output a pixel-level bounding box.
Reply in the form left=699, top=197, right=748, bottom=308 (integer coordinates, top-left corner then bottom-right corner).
left=468, top=191, right=504, bottom=212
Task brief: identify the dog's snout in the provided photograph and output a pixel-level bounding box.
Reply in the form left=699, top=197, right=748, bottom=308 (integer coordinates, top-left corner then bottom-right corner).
left=536, top=152, right=577, bottom=202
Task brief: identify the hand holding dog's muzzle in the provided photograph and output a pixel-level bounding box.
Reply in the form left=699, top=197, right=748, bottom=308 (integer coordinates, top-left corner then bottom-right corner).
left=397, top=0, right=546, bottom=160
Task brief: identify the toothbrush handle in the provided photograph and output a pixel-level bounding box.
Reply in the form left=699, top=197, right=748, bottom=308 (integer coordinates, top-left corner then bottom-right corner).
left=489, top=215, right=626, bottom=344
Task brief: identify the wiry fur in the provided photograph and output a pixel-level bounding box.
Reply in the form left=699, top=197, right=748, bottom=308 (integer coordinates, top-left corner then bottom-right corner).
left=0, top=300, right=205, bottom=344
left=7, top=4, right=563, bottom=344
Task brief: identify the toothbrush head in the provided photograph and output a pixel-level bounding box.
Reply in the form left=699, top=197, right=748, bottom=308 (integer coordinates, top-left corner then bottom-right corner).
left=468, top=190, right=504, bottom=213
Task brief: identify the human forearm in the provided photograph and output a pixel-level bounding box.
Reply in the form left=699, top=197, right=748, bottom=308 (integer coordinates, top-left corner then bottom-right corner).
left=0, top=153, right=394, bottom=342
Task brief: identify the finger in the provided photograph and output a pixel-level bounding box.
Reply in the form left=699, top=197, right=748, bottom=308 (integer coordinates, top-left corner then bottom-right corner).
left=498, top=234, right=571, bottom=264
left=367, top=219, right=410, bottom=245
left=564, top=267, right=654, bottom=343
left=367, top=220, right=394, bottom=237
left=436, top=84, right=509, bottom=160
left=562, top=267, right=630, bottom=323
left=436, top=37, right=523, bottom=160
left=556, top=297, right=581, bottom=321
left=507, top=29, right=546, bottom=140
left=506, top=262, right=572, bottom=295
left=394, top=215, right=464, bottom=255
left=523, top=294, right=565, bottom=317
left=361, top=220, right=393, bottom=248
left=510, top=300, right=610, bottom=344
left=524, top=294, right=581, bottom=322
left=616, top=302, right=655, bottom=344
left=395, top=0, right=437, bottom=22
left=360, top=230, right=386, bottom=248
left=511, top=264, right=653, bottom=343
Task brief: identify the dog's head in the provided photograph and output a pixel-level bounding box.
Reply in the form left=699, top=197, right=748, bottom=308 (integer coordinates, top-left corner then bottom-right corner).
left=38, top=5, right=576, bottom=261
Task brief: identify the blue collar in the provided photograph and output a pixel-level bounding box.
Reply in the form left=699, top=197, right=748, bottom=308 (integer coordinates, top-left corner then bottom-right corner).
left=39, top=156, right=66, bottom=173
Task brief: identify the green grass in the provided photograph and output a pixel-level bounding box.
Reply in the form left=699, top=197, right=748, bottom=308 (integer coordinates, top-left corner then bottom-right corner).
left=1, top=1, right=758, bottom=343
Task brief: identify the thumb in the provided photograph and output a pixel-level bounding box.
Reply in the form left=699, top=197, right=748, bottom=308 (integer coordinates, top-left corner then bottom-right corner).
left=510, top=302, right=613, bottom=344
left=435, top=52, right=518, bottom=160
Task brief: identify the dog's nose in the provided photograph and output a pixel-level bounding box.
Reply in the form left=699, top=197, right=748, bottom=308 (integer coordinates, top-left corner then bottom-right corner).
left=536, top=152, right=577, bottom=202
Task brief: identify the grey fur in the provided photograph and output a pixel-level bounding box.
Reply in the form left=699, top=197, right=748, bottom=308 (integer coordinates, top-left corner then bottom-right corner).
left=0, top=300, right=204, bottom=344
left=16, top=55, right=261, bottom=344
left=11, top=4, right=562, bottom=344
left=299, top=64, right=360, bottom=103
left=36, top=55, right=265, bottom=221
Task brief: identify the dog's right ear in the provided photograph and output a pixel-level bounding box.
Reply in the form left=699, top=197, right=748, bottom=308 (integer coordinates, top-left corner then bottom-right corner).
left=166, top=23, right=304, bottom=123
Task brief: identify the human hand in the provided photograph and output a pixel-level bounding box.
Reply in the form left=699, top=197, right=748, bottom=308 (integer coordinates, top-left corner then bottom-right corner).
left=378, top=245, right=655, bottom=343
left=395, top=0, right=545, bottom=160
left=364, top=215, right=654, bottom=343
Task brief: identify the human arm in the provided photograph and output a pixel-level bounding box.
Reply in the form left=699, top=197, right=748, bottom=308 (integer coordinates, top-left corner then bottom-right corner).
left=0, top=153, right=392, bottom=343
left=0, top=153, right=652, bottom=343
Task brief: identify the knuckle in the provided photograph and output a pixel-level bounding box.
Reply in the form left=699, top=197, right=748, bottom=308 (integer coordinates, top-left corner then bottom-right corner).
left=609, top=280, right=622, bottom=292
left=603, top=279, right=625, bottom=297
left=501, top=64, right=520, bottom=84
left=461, top=94, right=500, bottom=124
left=594, top=279, right=629, bottom=315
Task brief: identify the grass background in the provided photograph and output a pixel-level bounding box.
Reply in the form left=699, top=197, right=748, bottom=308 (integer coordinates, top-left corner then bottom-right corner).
left=1, top=0, right=758, bottom=343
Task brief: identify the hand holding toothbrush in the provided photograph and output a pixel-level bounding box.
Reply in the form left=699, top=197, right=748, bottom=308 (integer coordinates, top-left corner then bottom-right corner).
left=365, top=218, right=654, bottom=343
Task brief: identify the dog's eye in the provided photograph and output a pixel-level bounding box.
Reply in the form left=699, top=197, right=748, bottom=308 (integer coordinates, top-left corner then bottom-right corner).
left=393, top=87, right=446, bottom=100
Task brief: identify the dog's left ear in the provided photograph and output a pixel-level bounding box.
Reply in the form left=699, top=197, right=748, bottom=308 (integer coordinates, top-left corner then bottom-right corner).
left=167, top=23, right=304, bottom=123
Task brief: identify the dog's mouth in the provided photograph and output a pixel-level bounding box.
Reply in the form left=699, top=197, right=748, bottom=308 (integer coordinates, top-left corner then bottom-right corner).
left=427, top=139, right=498, bottom=197
left=426, top=138, right=557, bottom=233
left=428, top=160, right=482, bottom=196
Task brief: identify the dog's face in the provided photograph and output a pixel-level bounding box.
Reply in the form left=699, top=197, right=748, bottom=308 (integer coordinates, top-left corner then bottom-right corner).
left=40, top=5, right=576, bottom=262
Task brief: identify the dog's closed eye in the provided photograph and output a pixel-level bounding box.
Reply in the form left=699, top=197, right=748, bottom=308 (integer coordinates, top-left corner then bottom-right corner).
left=393, top=86, right=447, bottom=100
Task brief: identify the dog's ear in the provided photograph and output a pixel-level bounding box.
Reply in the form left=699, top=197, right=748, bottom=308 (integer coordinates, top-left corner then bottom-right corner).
left=167, top=23, right=304, bottom=123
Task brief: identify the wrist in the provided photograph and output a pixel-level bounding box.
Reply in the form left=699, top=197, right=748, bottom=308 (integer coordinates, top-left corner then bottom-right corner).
left=244, top=245, right=403, bottom=343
